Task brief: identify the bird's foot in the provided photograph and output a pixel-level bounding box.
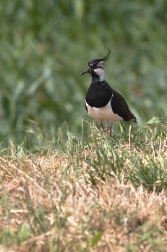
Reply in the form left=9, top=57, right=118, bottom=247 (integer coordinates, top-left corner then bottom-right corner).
left=107, top=123, right=112, bottom=135
left=107, top=128, right=112, bottom=135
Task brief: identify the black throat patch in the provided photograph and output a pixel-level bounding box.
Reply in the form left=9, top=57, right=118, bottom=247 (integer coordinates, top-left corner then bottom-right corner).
left=86, top=80, right=112, bottom=108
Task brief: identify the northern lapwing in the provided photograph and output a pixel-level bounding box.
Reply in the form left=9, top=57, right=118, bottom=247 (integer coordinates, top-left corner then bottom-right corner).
left=80, top=49, right=137, bottom=135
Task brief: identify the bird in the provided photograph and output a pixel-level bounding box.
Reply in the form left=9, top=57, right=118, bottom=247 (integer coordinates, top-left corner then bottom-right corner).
left=80, top=49, right=137, bottom=135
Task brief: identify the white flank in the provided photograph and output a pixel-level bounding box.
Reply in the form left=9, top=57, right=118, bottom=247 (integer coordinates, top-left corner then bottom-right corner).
left=85, top=99, right=123, bottom=124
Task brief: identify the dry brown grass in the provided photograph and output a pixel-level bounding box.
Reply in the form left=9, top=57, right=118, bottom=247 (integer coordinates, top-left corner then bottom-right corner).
left=0, top=144, right=167, bottom=252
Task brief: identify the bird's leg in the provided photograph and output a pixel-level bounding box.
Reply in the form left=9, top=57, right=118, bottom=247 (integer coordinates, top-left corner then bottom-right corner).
left=107, top=122, right=112, bottom=135
left=100, top=122, right=104, bottom=134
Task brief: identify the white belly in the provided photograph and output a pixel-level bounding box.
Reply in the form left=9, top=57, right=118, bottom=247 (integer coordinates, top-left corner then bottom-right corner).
left=85, top=100, right=123, bottom=123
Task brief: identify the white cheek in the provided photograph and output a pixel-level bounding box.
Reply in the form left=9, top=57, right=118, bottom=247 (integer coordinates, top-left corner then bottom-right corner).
left=94, top=68, right=104, bottom=81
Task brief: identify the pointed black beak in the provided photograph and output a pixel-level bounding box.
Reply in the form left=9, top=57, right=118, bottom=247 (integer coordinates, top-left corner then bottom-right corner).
left=80, top=68, right=89, bottom=76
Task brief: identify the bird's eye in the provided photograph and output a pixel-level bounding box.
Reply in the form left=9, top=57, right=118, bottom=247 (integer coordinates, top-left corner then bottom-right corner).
left=89, top=63, right=96, bottom=68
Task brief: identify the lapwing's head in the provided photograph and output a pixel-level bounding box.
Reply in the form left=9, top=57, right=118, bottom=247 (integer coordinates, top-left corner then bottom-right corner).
left=80, top=48, right=110, bottom=81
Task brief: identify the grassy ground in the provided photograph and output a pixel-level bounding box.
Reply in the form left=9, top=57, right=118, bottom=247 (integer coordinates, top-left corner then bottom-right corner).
left=1, top=1, right=167, bottom=251
left=1, top=121, right=167, bottom=251
left=0, top=0, right=167, bottom=145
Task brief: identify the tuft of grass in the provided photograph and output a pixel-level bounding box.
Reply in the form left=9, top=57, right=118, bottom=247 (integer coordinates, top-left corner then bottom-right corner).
left=0, top=121, right=167, bottom=251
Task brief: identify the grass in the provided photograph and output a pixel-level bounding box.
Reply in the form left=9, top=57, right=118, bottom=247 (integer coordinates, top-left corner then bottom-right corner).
left=1, top=1, right=167, bottom=251
left=1, top=121, right=167, bottom=251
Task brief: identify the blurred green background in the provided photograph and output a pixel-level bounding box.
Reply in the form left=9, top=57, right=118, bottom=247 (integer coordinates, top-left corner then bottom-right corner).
left=0, top=0, right=167, bottom=147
